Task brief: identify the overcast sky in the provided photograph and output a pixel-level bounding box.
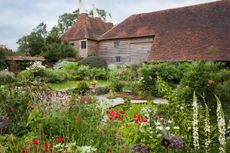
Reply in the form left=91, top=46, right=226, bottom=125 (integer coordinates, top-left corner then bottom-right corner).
left=0, top=0, right=217, bottom=51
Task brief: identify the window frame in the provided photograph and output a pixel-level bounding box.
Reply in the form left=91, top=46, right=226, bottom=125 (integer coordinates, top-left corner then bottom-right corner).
left=114, top=40, right=120, bottom=48
left=116, top=56, right=122, bottom=63
left=80, top=41, right=87, bottom=49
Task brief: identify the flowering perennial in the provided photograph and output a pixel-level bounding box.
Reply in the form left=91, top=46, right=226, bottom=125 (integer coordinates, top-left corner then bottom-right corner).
left=192, top=92, right=199, bottom=150
left=216, top=96, right=226, bottom=153
left=205, top=103, right=211, bottom=153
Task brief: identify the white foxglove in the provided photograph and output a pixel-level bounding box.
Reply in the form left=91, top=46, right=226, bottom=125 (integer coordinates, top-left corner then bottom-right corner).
left=192, top=92, right=199, bottom=150
left=216, top=96, right=226, bottom=153
left=205, top=103, right=211, bottom=153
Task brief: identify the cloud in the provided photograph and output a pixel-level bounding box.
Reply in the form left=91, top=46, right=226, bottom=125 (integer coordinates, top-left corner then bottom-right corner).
left=0, top=0, right=217, bottom=50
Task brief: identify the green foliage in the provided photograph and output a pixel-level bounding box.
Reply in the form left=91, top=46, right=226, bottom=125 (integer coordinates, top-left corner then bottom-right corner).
left=43, top=43, right=76, bottom=63
left=155, top=76, right=173, bottom=98
left=17, top=22, right=47, bottom=56
left=137, top=62, right=182, bottom=96
left=42, top=68, right=68, bottom=83
left=0, top=45, right=13, bottom=70
left=17, top=70, right=34, bottom=80
left=89, top=67, right=107, bottom=80
left=79, top=56, right=108, bottom=68
left=58, top=9, right=79, bottom=34
left=76, top=81, right=90, bottom=95
left=0, top=70, right=15, bottom=85
left=76, top=65, right=91, bottom=80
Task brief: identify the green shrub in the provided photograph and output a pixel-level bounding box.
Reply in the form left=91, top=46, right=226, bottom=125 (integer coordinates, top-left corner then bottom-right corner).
left=43, top=69, right=68, bottom=83
left=0, top=70, right=15, bottom=85
left=76, top=65, right=91, bottom=80
left=77, top=81, right=89, bottom=94
left=137, top=62, right=180, bottom=96
left=17, top=70, right=34, bottom=80
left=90, top=68, right=107, bottom=80
left=43, top=43, right=77, bottom=63
left=79, top=56, right=107, bottom=68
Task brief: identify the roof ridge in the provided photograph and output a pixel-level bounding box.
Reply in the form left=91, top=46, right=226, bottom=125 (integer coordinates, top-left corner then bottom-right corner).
left=132, top=0, right=222, bottom=17
left=99, top=14, right=136, bottom=40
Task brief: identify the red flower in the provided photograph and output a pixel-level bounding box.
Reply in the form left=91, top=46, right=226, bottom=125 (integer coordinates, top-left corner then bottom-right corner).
left=33, top=139, right=40, bottom=145
left=21, top=148, right=28, bottom=153
left=107, top=148, right=112, bottom=152
left=119, top=110, right=125, bottom=115
left=45, top=143, right=49, bottom=149
left=134, top=114, right=141, bottom=123
left=57, top=138, right=63, bottom=143
left=142, top=118, right=148, bottom=123
left=126, top=124, right=129, bottom=128
left=118, top=117, right=124, bottom=121
left=109, top=110, right=118, bottom=120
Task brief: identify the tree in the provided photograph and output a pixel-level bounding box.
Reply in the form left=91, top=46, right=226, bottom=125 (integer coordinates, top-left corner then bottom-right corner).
left=0, top=44, right=13, bottom=70
left=58, top=8, right=110, bottom=34
left=58, top=10, right=79, bottom=34
left=42, top=43, right=76, bottom=63
left=17, top=22, right=47, bottom=56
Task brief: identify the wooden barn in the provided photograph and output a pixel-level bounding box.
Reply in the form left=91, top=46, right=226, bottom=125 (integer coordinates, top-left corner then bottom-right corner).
left=61, top=0, right=230, bottom=65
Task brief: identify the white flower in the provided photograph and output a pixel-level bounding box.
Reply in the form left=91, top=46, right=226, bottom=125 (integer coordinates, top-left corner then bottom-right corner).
left=205, top=104, right=211, bottom=153
left=156, top=126, right=163, bottom=131
left=174, top=126, right=180, bottom=130
left=165, top=127, right=170, bottom=130
left=192, top=92, right=199, bottom=150
left=157, top=134, right=162, bottom=138
left=155, top=122, right=161, bottom=126
left=216, top=96, right=226, bottom=153
left=168, top=120, right=172, bottom=124
left=180, top=106, right=184, bottom=110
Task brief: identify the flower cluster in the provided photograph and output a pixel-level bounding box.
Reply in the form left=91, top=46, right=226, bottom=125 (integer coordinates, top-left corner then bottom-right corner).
left=205, top=103, right=211, bottom=153
left=192, top=93, right=199, bottom=150
left=134, top=114, right=148, bottom=124
left=21, top=137, right=63, bottom=153
left=26, top=61, right=45, bottom=72
left=107, top=110, right=125, bottom=121
left=216, top=96, right=226, bottom=153
left=131, top=144, right=149, bottom=153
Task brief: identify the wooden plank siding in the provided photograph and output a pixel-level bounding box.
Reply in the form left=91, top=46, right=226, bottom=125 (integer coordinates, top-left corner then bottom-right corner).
left=98, top=38, right=154, bottom=65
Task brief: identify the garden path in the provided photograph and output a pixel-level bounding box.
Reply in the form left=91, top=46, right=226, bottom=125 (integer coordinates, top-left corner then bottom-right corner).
left=96, top=95, right=168, bottom=107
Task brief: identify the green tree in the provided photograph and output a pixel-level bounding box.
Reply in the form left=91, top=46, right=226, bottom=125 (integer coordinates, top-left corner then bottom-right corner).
left=58, top=10, right=80, bottom=34
left=0, top=44, right=13, bottom=70
left=17, top=22, right=47, bottom=56
left=42, top=43, right=76, bottom=63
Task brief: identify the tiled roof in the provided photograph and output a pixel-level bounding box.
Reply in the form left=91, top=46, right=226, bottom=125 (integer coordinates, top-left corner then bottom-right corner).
left=60, top=13, right=113, bottom=41
left=100, top=0, right=230, bottom=61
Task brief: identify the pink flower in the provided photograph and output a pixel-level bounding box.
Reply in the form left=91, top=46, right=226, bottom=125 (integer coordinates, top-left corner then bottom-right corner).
left=109, top=110, right=118, bottom=120
left=142, top=118, right=148, bottom=123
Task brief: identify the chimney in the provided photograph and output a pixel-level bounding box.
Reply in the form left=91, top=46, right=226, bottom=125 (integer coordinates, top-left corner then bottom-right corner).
left=92, top=4, right=100, bottom=18
left=79, top=0, right=87, bottom=14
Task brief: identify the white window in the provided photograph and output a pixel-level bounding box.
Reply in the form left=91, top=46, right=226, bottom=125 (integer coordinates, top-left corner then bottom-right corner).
left=114, top=41, right=120, bottom=48
left=116, top=56, right=122, bottom=63
left=81, top=41, right=87, bottom=49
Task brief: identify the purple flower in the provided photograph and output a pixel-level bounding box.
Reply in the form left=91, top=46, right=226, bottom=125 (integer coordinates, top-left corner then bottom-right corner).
left=131, top=144, right=149, bottom=153
left=0, top=116, right=8, bottom=130
left=169, top=135, right=184, bottom=150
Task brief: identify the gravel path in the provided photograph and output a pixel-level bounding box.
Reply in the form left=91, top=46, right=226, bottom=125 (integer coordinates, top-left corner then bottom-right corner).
left=96, top=95, right=168, bottom=107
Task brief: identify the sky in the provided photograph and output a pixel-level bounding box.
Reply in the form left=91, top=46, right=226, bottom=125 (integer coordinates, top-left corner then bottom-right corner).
left=0, top=0, right=218, bottom=51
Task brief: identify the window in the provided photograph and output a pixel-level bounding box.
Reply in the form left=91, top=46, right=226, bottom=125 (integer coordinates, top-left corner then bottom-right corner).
left=116, top=56, right=122, bottom=63
left=81, top=41, right=87, bottom=49
left=114, top=41, right=120, bottom=48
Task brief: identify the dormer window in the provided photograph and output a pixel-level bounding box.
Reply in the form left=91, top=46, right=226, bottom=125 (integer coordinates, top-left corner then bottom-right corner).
left=114, top=41, right=120, bottom=48
left=81, top=41, right=87, bottom=49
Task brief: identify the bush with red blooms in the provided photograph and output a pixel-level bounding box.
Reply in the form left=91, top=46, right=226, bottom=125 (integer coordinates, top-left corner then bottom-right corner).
left=107, top=109, right=126, bottom=121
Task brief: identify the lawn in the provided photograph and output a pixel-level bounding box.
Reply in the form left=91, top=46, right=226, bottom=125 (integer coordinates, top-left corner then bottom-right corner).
left=48, top=80, right=109, bottom=90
